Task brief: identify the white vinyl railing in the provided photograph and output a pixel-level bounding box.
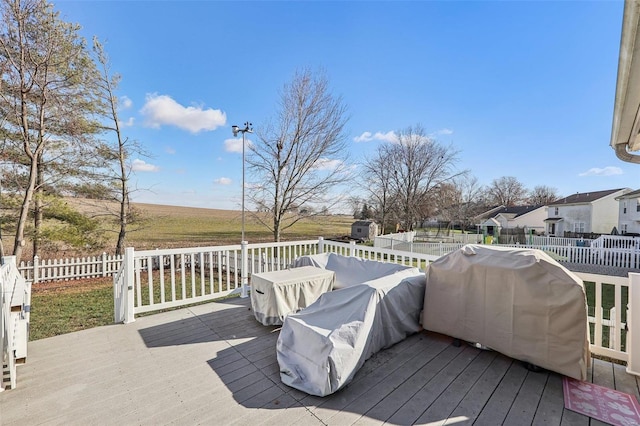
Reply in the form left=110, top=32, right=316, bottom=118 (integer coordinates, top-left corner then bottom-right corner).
left=113, top=238, right=441, bottom=323
left=592, top=235, right=640, bottom=250
left=1, top=256, right=31, bottom=391
left=111, top=238, right=640, bottom=366
left=323, top=239, right=439, bottom=272
left=13, top=237, right=640, bottom=284
left=575, top=272, right=629, bottom=362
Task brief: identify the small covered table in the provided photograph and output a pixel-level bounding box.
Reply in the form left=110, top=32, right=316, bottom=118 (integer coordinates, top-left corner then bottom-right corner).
left=250, top=266, right=335, bottom=326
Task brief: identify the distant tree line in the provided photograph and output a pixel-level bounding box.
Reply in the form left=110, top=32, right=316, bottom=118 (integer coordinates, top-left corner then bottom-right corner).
left=352, top=171, right=559, bottom=233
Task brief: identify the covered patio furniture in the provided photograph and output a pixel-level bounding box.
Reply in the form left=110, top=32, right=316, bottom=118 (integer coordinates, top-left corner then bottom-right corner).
left=422, top=244, right=590, bottom=380
left=277, top=266, right=425, bottom=396
left=292, top=252, right=415, bottom=289
left=250, top=266, right=335, bottom=326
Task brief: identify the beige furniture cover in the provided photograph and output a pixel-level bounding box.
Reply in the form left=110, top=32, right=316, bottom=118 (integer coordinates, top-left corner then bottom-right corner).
left=250, top=266, right=335, bottom=326
left=423, top=244, right=590, bottom=380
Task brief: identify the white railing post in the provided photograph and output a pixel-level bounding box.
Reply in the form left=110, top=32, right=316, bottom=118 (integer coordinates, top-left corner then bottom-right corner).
left=318, top=236, right=325, bottom=253
left=123, top=247, right=135, bottom=323
left=626, top=272, right=640, bottom=375
left=32, top=255, right=39, bottom=285
left=241, top=241, right=248, bottom=298
left=102, top=252, right=107, bottom=277
left=349, top=240, right=357, bottom=257
left=609, top=307, right=617, bottom=349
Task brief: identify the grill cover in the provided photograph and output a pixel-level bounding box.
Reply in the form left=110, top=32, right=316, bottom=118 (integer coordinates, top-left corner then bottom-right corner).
left=422, top=244, right=590, bottom=380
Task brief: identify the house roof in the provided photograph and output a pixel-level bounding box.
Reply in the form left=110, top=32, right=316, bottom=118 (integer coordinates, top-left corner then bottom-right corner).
left=544, top=217, right=564, bottom=222
left=497, top=205, right=544, bottom=218
left=474, top=205, right=506, bottom=221
left=478, top=205, right=543, bottom=221
left=548, top=189, right=627, bottom=206
left=617, top=188, right=640, bottom=199
left=610, top=1, right=640, bottom=163
left=351, top=220, right=375, bottom=227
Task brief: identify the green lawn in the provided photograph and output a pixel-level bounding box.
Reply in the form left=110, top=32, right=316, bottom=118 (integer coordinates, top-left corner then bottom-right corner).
left=29, top=282, right=113, bottom=341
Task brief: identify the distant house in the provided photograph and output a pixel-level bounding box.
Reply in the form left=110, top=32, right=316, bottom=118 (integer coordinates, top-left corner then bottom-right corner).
left=351, top=221, right=378, bottom=241
left=545, top=188, right=631, bottom=236
left=616, top=189, right=640, bottom=235
left=475, top=205, right=546, bottom=242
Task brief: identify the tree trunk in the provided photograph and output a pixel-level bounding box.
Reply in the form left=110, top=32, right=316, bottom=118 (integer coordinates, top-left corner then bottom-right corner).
left=115, top=152, right=129, bottom=256
left=13, top=159, right=38, bottom=262
left=33, top=152, right=44, bottom=257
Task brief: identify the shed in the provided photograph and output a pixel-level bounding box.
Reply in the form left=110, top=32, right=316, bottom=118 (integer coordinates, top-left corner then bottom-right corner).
left=351, top=221, right=378, bottom=241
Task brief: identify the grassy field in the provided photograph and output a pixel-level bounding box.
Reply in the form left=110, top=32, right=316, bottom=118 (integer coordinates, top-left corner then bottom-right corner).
left=22, top=201, right=354, bottom=340
left=63, top=199, right=355, bottom=252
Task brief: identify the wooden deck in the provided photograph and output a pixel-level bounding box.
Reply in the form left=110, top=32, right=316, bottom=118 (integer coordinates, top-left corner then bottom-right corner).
left=2, top=297, right=639, bottom=426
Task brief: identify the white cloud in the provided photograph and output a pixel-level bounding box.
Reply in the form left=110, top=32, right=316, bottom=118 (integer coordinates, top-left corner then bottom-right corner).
left=140, top=94, right=226, bottom=133
left=120, top=96, right=132, bottom=109
left=313, top=158, right=343, bottom=171
left=224, top=137, right=253, bottom=153
left=214, top=177, right=232, bottom=185
left=118, top=117, right=135, bottom=127
left=578, top=167, right=623, bottom=177
left=434, top=128, right=453, bottom=136
left=131, top=159, right=160, bottom=172
left=353, top=130, right=397, bottom=143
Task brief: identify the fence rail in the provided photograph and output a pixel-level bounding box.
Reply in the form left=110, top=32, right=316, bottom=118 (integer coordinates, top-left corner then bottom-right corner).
left=113, top=238, right=441, bottom=323
left=109, top=238, right=637, bottom=365
left=19, top=253, right=123, bottom=283
left=13, top=236, right=640, bottom=284
left=576, top=272, right=629, bottom=362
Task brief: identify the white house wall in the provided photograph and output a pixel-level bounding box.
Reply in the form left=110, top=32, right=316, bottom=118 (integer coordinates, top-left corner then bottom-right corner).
left=556, top=204, right=592, bottom=234
left=511, top=208, right=547, bottom=233
left=592, top=191, right=628, bottom=234
left=618, top=196, right=640, bottom=234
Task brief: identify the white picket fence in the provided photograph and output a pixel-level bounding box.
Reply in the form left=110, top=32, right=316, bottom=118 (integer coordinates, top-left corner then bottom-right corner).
left=18, top=253, right=123, bottom=283
left=1, top=256, right=31, bottom=391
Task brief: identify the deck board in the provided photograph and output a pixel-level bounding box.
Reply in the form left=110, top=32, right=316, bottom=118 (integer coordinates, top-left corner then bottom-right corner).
left=2, top=297, right=640, bottom=426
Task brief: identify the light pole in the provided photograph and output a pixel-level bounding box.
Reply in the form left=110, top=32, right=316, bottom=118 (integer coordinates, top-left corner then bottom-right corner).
left=232, top=122, right=252, bottom=299
left=231, top=122, right=252, bottom=243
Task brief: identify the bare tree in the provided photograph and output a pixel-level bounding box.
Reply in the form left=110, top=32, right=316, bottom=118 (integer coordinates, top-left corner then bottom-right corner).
left=437, top=174, right=484, bottom=231
left=92, top=37, right=146, bottom=255
left=361, top=144, right=396, bottom=234
left=528, top=185, right=560, bottom=205
left=0, top=0, right=104, bottom=261
left=486, top=176, right=528, bottom=207
left=385, top=125, right=463, bottom=231
left=246, top=68, right=350, bottom=242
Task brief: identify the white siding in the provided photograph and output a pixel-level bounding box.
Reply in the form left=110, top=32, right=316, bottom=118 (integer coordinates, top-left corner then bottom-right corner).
left=619, top=196, right=640, bottom=234
left=593, top=190, right=627, bottom=234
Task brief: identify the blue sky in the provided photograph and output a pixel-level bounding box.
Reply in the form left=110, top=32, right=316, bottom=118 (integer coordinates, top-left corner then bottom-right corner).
left=54, top=0, right=634, bottom=211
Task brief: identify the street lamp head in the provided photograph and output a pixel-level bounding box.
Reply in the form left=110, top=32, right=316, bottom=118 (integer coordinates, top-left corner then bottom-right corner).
left=232, top=125, right=239, bottom=137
